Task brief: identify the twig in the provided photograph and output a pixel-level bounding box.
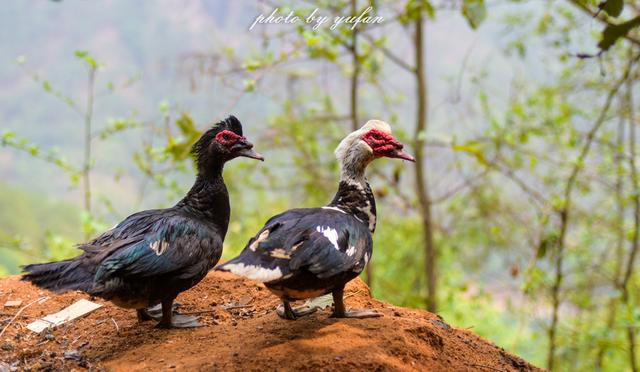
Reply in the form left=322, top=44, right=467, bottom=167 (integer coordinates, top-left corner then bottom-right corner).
left=0, top=296, right=48, bottom=338
left=362, top=33, right=416, bottom=73
left=177, top=309, right=220, bottom=316
left=547, top=52, right=640, bottom=371
left=222, top=304, right=253, bottom=311
left=431, top=169, right=490, bottom=204
left=110, top=317, right=119, bottom=334
left=344, top=290, right=363, bottom=299
left=567, top=0, right=640, bottom=48
left=0, top=312, right=36, bottom=318
left=177, top=304, right=253, bottom=316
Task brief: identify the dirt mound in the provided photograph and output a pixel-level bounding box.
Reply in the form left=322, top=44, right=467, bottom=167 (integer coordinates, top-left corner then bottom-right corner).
left=0, top=272, right=539, bottom=371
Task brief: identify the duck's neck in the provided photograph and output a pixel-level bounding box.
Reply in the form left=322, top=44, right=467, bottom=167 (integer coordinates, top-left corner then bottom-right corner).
left=176, top=163, right=230, bottom=238
left=327, top=155, right=377, bottom=233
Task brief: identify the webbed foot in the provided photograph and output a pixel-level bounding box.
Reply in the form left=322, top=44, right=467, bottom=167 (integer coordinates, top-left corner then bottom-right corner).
left=139, top=301, right=181, bottom=322
left=155, top=314, right=201, bottom=329
left=330, top=309, right=382, bottom=319
left=276, top=301, right=318, bottom=320
left=137, top=309, right=153, bottom=321
left=330, top=285, right=382, bottom=319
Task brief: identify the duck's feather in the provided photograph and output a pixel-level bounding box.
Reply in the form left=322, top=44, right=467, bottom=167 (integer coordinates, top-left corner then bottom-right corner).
left=218, top=208, right=371, bottom=283
left=92, top=211, right=220, bottom=282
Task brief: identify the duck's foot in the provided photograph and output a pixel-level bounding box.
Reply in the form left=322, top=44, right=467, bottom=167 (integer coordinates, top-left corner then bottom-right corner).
left=137, top=309, right=153, bottom=321
left=155, top=314, right=201, bottom=329
left=330, top=309, right=382, bottom=319
left=138, top=301, right=181, bottom=322
left=276, top=301, right=318, bottom=320
left=330, top=285, right=382, bottom=319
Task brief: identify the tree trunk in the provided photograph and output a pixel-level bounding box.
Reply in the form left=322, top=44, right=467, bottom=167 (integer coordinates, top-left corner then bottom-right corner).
left=83, top=66, right=96, bottom=239
left=623, top=76, right=639, bottom=372
left=414, top=15, right=437, bottom=312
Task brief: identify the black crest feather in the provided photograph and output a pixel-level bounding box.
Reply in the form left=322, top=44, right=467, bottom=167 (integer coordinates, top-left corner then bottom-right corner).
left=218, top=115, right=243, bottom=136
left=191, top=115, right=243, bottom=160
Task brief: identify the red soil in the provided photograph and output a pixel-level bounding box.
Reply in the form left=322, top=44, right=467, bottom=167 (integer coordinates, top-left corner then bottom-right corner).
left=0, top=272, right=540, bottom=371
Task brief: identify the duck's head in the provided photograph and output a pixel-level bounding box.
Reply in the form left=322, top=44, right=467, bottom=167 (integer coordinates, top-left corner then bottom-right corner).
left=192, top=115, right=264, bottom=173
left=335, top=120, right=414, bottom=178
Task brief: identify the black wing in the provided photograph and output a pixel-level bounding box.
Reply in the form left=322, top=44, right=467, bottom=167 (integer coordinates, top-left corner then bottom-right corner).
left=218, top=208, right=372, bottom=282
left=93, top=212, right=220, bottom=283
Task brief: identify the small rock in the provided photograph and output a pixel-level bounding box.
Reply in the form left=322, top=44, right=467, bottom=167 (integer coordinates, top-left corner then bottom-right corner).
left=64, top=350, right=83, bottom=361
left=3, top=300, right=22, bottom=308
left=1, top=343, right=13, bottom=351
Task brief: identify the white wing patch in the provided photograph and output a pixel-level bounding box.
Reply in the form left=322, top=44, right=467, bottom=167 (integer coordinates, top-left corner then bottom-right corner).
left=364, top=252, right=370, bottom=265
left=346, top=245, right=356, bottom=256
left=316, top=226, right=339, bottom=250
left=249, top=229, right=270, bottom=251
left=270, top=248, right=291, bottom=259
left=321, top=206, right=347, bottom=214
left=223, top=263, right=283, bottom=282
left=149, top=240, right=169, bottom=256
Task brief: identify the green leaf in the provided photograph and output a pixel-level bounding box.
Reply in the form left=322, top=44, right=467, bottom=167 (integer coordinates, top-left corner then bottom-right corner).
left=536, top=233, right=557, bottom=259
left=27, top=144, right=39, bottom=156
left=42, top=80, right=52, bottom=92
left=158, top=100, right=170, bottom=117
left=74, top=50, right=99, bottom=69
left=243, top=79, right=256, bottom=92
left=598, top=16, right=640, bottom=51
left=452, top=142, right=488, bottom=166
left=243, top=59, right=262, bottom=72
left=175, top=113, right=197, bottom=136
left=600, top=0, right=624, bottom=18
left=462, top=0, right=486, bottom=29
left=401, top=0, right=435, bottom=24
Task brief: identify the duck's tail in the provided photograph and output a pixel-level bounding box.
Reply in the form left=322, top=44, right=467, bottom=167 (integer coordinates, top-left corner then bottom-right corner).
left=22, top=258, right=95, bottom=293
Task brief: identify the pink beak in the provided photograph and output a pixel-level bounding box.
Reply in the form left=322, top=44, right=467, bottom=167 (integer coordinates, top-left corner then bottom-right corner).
left=388, top=148, right=415, bottom=162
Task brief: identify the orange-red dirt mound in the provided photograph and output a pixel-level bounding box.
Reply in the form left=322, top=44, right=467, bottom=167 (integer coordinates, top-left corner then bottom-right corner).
left=0, top=272, right=540, bottom=371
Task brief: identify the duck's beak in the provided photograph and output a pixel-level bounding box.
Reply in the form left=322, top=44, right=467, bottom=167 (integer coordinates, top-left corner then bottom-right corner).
left=388, top=148, right=415, bottom=162
left=386, top=141, right=415, bottom=162
left=234, top=140, right=264, bottom=161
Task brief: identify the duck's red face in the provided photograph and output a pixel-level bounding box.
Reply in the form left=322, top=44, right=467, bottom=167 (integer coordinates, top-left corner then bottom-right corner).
left=361, top=129, right=415, bottom=162
left=215, top=129, right=264, bottom=160
left=215, top=130, right=243, bottom=146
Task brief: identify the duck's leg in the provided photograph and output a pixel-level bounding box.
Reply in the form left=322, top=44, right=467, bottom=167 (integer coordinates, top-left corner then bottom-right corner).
left=330, top=285, right=381, bottom=319
left=137, top=309, right=152, bottom=321
left=276, top=300, right=318, bottom=320
left=138, top=301, right=181, bottom=322
left=156, top=298, right=201, bottom=328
